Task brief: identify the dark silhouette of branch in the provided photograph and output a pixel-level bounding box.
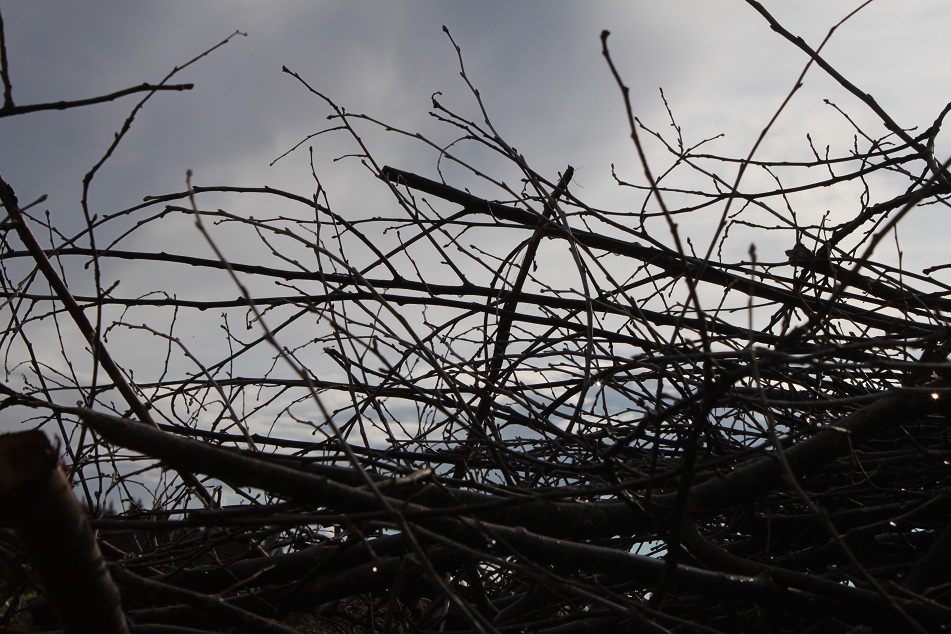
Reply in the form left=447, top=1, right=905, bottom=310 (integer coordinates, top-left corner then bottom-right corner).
left=4, top=5, right=951, bottom=632
left=0, top=83, right=194, bottom=118
left=0, top=6, right=12, bottom=110
left=0, top=430, right=128, bottom=634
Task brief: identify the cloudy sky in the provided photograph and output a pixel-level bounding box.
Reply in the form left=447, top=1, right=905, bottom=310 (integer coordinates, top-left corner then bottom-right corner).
left=6, top=1, right=951, bottom=232
left=3, top=1, right=951, bottom=443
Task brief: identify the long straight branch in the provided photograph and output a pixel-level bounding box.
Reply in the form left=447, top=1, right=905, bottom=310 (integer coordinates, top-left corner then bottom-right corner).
left=0, top=174, right=214, bottom=506
left=0, top=83, right=193, bottom=118
left=457, top=166, right=574, bottom=479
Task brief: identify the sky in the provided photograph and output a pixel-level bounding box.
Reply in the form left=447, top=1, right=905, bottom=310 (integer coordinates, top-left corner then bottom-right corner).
left=3, top=1, right=951, bottom=450
left=6, top=1, right=951, bottom=235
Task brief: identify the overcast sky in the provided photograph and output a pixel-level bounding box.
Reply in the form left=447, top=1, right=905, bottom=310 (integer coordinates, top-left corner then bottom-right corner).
left=3, top=1, right=951, bottom=442
left=6, top=1, right=951, bottom=232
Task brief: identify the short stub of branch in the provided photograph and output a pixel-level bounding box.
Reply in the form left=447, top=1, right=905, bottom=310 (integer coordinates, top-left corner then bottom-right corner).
left=0, top=430, right=128, bottom=634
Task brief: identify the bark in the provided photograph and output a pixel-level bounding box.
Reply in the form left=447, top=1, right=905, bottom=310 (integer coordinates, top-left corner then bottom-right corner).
left=0, top=430, right=128, bottom=634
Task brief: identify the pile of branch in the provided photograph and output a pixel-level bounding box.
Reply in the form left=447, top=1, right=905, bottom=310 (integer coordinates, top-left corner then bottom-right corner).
left=2, top=2, right=951, bottom=633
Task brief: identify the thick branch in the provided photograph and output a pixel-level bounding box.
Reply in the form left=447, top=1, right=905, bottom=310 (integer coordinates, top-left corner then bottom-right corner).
left=0, top=430, right=128, bottom=634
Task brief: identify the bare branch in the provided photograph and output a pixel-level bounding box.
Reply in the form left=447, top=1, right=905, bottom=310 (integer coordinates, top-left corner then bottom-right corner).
left=0, top=82, right=194, bottom=118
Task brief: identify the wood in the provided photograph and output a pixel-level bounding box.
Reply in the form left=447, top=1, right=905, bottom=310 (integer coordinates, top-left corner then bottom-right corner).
left=0, top=430, right=129, bottom=634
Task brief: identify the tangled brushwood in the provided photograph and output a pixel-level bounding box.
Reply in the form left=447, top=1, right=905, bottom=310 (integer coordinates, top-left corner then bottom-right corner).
left=3, top=3, right=951, bottom=633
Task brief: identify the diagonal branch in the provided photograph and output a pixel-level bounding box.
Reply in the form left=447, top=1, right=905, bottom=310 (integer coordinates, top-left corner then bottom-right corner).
left=0, top=174, right=214, bottom=506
